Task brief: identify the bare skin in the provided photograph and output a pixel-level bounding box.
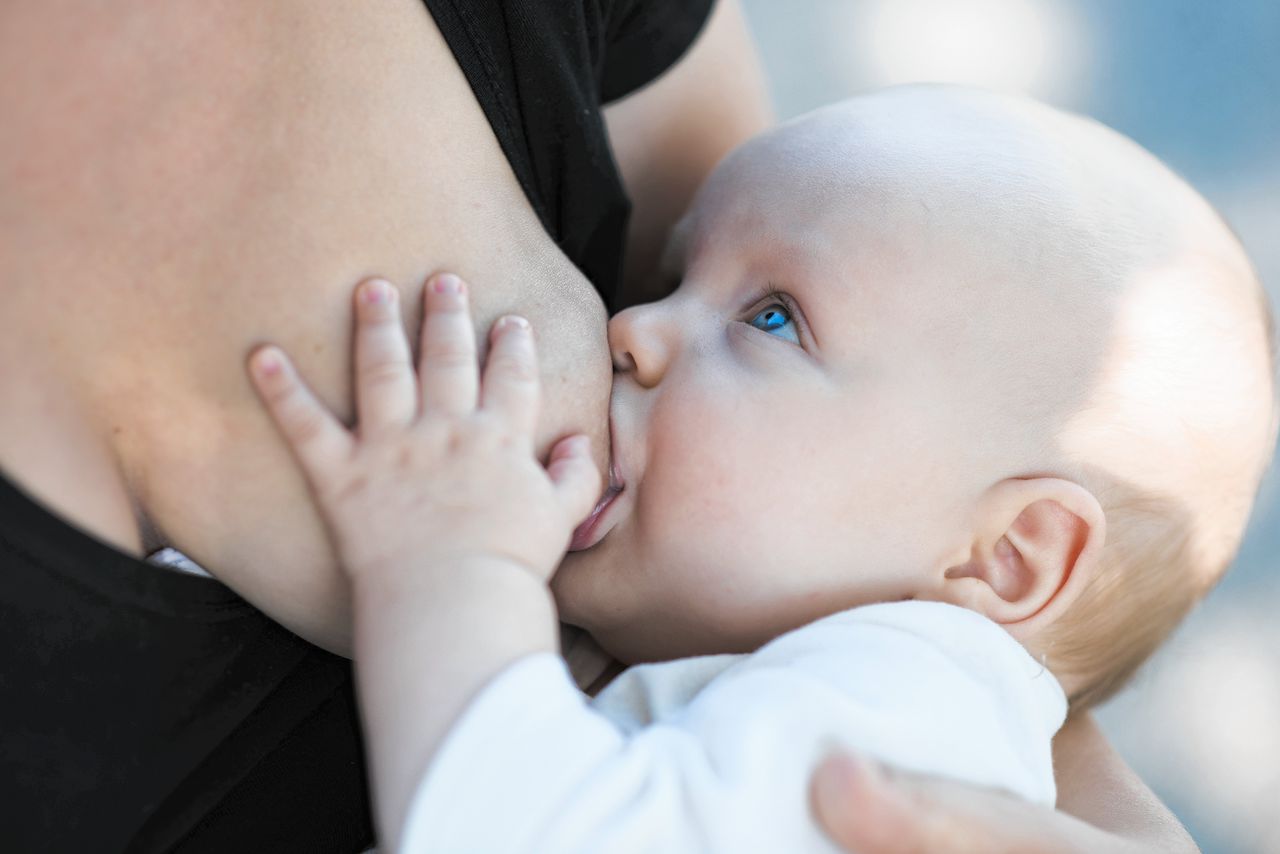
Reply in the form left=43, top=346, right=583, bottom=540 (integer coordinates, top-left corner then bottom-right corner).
left=812, top=712, right=1199, bottom=853
left=0, top=0, right=764, bottom=653
left=0, top=1, right=1201, bottom=849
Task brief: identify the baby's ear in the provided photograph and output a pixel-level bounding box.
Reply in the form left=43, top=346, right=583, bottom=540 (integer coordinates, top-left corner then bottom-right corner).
left=937, top=478, right=1105, bottom=639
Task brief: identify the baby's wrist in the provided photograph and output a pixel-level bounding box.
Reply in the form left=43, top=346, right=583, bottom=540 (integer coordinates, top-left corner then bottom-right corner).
left=347, top=549, right=546, bottom=590
left=351, top=552, right=557, bottom=626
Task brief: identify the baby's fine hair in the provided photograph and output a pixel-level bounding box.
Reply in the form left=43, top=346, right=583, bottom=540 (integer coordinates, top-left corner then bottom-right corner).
left=1048, top=262, right=1277, bottom=711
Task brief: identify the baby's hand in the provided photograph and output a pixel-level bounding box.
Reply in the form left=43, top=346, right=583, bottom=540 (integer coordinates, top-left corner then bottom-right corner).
left=247, top=274, right=601, bottom=589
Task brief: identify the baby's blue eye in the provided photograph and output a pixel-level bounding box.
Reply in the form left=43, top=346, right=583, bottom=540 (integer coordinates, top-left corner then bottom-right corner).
left=748, top=304, right=799, bottom=343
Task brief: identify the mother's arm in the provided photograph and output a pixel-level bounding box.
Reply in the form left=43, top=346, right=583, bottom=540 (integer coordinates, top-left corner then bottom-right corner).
left=604, top=0, right=774, bottom=307
left=1054, top=713, right=1197, bottom=851
left=810, top=713, right=1197, bottom=853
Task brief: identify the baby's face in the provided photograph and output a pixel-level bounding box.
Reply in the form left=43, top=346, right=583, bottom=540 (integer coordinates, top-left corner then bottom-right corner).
left=552, top=109, right=1066, bottom=663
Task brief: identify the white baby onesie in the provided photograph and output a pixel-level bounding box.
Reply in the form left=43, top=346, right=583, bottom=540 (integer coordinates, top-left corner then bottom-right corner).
left=401, top=600, right=1066, bottom=853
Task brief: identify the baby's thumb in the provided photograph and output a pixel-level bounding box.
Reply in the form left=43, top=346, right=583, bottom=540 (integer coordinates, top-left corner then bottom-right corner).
left=547, top=435, right=602, bottom=526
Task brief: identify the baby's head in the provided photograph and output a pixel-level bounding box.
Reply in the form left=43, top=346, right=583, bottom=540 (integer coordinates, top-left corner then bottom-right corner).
left=554, top=85, right=1277, bottom=709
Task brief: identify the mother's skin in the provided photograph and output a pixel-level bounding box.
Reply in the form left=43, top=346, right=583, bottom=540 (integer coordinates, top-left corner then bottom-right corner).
left=0, top=1, right=1194, bottom=850
left=0, top=0, right=754, bottom=650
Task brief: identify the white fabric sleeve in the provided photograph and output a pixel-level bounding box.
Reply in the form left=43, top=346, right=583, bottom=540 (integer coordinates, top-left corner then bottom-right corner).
left=399, top=602, right=1065, bottom=854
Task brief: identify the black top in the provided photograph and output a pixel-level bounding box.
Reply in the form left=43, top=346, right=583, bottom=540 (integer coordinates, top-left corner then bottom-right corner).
left=0, top=2, right=712, bottom=852
left=425, top=0, right=714, bottom=308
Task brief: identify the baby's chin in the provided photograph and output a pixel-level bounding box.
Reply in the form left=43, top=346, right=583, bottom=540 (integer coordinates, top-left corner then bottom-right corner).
left=550, top=564, right=669, bottom=663
left=549, top=552, right=609, bottom=633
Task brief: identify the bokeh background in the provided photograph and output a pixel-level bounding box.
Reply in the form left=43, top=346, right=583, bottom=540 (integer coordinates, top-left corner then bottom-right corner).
left=735, top=2, right=1280, bottom=852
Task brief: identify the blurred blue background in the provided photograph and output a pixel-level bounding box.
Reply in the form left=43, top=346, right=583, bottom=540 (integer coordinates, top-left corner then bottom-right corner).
left=737, top=2, right=1280, bottom=852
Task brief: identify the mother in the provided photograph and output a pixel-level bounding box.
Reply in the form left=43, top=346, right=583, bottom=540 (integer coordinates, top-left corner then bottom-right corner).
left=0, top=1, right=1195, bottom=851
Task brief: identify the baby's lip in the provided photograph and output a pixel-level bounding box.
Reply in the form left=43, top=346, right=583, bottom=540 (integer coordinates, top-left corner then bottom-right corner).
left=600, top=414, right=626, bottom=493
left=567, top=476, right=623, bottom=552
left=568, top=421, right=627, bottom=552
left=606, top=445, right=625, bottom=493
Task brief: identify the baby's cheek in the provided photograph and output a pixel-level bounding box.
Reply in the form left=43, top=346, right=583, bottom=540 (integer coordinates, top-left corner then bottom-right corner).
left=646, top=431, right=734, bottom=524
left=647, top=431, right=781, bottom=553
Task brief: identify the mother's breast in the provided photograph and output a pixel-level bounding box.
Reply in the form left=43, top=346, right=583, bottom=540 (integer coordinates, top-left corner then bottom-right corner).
left=0, top=0, right=611, bottom=652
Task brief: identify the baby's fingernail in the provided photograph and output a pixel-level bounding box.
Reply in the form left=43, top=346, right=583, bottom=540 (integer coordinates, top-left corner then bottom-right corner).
left=252, top=347, right=283, bottom=378
left=497, top=315, right=530, bottom=333
left=552, top=435, right=588, bottom=461
left=362, top=279, right=394, bottom=305
left=433, top=274, right=464, bottom=296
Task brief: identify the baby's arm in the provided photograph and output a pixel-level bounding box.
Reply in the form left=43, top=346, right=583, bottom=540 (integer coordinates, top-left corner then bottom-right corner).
left=246, top=275, right=599, bottom=849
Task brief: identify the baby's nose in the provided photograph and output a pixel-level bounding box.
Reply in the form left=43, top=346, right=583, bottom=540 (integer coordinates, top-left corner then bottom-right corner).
left=608, top=303, right=676, bottom=388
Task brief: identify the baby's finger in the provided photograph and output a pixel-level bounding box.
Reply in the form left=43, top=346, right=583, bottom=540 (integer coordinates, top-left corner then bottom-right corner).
left=418, top=274, right=479, bottom=416
left=481, top=315, right=539, bottom=437
left=547, top=436, right=602, bottom=529
left=248, top=346, right=353, bottom=480
left=353, top=280, right=416, bottom=432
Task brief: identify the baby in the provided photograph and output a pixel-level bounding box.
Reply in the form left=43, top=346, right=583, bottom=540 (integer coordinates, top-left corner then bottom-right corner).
left=247, top=85, right=1276, bottom=852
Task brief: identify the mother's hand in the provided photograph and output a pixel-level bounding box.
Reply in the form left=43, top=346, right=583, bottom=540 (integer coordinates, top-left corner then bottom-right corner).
left=811, top=713, right=1199, bottom=854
